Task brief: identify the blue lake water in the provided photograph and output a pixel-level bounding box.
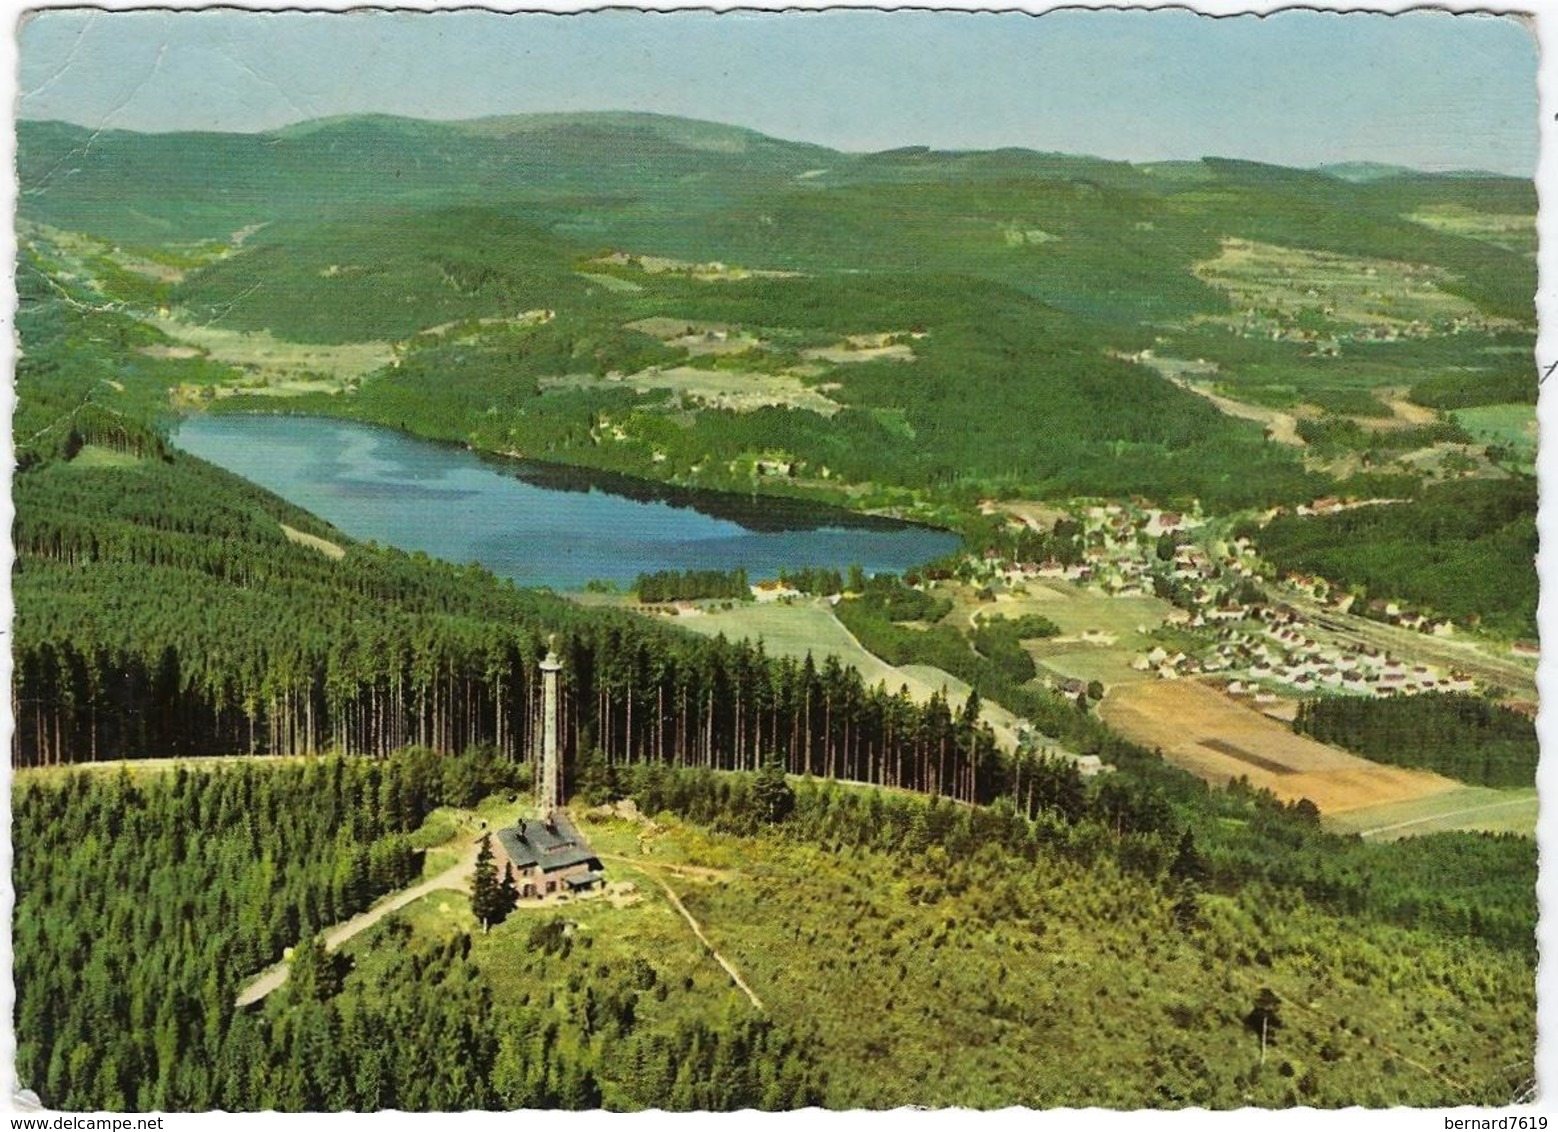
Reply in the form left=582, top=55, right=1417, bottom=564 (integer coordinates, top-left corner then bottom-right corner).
left=173, top=415, right=959, bottom=591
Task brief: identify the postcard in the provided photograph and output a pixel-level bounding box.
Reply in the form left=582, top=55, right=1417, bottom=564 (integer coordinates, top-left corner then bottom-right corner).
left=8, top=2, right=1544, bottom=1120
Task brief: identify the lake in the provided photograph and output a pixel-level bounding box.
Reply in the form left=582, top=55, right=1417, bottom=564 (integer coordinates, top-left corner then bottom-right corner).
left=173, top=415, right=960, bottom=591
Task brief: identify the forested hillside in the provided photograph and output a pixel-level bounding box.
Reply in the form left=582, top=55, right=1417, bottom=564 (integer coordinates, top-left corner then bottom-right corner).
left=1243, top=478, right=1538, bottom=636
left=13, top=758, right=1535, bottom=1109
left=1293, top=694, right=1537, bottom=787
left=19, top=113, right=1536, bottom=524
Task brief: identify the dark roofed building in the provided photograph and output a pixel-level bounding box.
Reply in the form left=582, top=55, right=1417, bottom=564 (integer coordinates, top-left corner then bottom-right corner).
left=493, top=810, right=605, bottom=899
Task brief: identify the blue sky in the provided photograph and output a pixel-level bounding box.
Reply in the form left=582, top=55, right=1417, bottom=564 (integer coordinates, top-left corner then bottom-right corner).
left=16, top=7, right=1540, bottom=174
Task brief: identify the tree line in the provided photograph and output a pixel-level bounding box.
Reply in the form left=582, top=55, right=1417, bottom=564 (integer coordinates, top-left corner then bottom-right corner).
left=634, top=568, right=751, bottom=603
left=1294, top=693, right=1536, bottom=788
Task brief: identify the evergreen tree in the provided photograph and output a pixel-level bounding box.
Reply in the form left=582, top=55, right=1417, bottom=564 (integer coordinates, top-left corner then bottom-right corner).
left=470, top=835, right=512, bottom=930
left=1246, top=987, right=1284, bottom=1065
left=749, top=754, right=796, bottom=825
left=290, top=934, right=343, bottom=1003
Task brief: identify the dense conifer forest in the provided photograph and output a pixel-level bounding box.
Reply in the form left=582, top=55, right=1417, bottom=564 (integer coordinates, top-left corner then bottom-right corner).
left=1293, top=694, right=1538, bottom=787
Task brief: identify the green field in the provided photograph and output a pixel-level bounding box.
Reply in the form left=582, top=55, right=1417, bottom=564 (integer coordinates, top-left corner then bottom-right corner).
left=1029, top=645, right=1149, bottom=689
left=1453, top=402, right=1537, bottom=470
left=969, top=581, right=1173, bottom=692
left=1325, top=786, right=1538, bottom=841
left=674, top=599, right=940, bottom=696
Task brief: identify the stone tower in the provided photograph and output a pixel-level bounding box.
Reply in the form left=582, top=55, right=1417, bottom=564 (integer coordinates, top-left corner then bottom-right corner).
left=538, top=636, right=563, bottom=818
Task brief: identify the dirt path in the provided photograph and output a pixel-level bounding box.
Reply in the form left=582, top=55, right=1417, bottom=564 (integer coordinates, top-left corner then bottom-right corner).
left=601, top=854, right=763, bottom=1010
left=1378, top=387, right=1439, bottom=427
left=235, top=840, right=479, bottom=1007
left=1168, top=377, right=1306, bottom=447
left=652, top=874, right=764, bottom=1010
left=598, top=852, right=729, bottom=881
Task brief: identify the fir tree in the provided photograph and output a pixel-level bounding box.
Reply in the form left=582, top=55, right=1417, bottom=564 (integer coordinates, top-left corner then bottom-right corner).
left=470, top=834, right=512, bottom=930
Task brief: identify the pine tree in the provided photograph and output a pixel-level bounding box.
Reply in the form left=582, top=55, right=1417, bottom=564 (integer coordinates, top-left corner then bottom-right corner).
left=749, top=754, right=795, bottom=825
left=470, top=834, right=511, bottom=931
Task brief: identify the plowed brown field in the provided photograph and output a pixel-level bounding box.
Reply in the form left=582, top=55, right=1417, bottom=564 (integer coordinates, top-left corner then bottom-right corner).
left=1098, top=680, right=1460, bottom=813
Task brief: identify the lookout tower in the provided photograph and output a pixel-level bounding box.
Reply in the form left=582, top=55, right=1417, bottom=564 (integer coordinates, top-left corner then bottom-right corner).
left=487, top=636, right=603, bottom=900
left=538, top=636, right=563, bottom=818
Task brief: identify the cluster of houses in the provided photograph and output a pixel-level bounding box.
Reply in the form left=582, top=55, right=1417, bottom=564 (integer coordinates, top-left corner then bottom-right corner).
left=977, top=502, right=1214, bottom=598
left=1279, top=571, right=1458, bottom=636
left=1137, top=603, right=1476, bottom=698
left=1221, top=314, right=1447, bottom=347
left=947, top=496, right=1485, bottom=708
left=1216, top=304, right=1503, bottom=347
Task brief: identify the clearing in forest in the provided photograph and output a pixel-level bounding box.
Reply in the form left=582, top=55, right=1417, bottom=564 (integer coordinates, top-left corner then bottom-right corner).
left=151, top=313, right=394, bottom=392
left=545, top=364, right=842, bottom=416
left=1193, top=238, right=1506, bottom=335
left=1098, top=679, right=1459, bottom=813
left=280, top=523, right=347, bottom=560
left=1127, top=354, right=1306, bottom=446
left=800, top=333, right=916, bottom=365
left=68, top=444, right=144, bottom=469
left=1454, top=403, right=1538, bottom=468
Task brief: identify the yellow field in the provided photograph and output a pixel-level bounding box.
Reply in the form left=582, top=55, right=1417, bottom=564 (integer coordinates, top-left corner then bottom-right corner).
left=151, top=313, right=394, bottom=387
left=1098, top=679, right=1459, bottom=813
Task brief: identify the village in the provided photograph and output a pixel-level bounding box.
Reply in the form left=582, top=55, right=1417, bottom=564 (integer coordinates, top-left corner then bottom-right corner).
left=968, top=497, right=1483, bottom=706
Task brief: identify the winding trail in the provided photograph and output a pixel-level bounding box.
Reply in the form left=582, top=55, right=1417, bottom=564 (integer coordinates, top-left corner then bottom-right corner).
left=235, top=840, right=480, bottom=1007
left=599, top=853, right=764, bottom=1010
left=1169, top=377, right=1306, bottom=447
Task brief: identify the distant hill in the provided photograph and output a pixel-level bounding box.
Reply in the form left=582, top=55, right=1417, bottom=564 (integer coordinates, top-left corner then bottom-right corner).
left=20, top=112, right=1536, bottom=247
left=14, top=109, right=1537, bottom=516
left=1319, top=160, right=1516, bottom=183
left=1318, top=161, right=1425, bottom=183
left=15, top=113, right=838, bottom=243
